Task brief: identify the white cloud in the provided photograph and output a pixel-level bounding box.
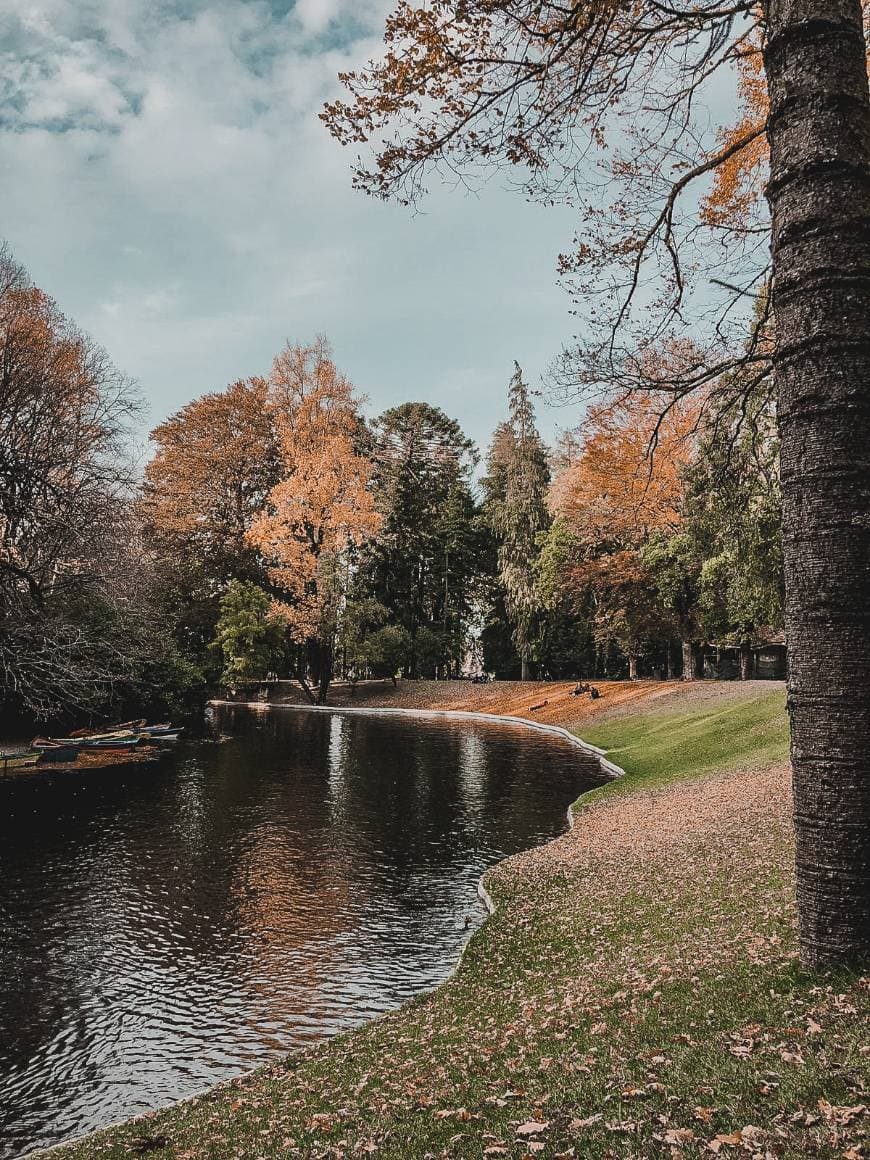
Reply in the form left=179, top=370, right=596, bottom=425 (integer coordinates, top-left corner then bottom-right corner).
left=0, top=0, right=581, bottom=449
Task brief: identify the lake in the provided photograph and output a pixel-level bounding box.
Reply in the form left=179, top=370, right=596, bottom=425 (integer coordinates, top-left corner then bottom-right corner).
left=0, top=706, right=605, bottom=1157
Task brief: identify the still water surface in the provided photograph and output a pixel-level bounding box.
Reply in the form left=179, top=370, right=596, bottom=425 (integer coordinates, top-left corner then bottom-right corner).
left=0, top=706, right=604, bottom=1157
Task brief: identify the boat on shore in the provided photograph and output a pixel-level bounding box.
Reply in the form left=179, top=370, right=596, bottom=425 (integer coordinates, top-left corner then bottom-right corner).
left=69, top=719, right=146, bottom=738
left=5, top=720, right=183, bottom=778
left=31, top=740, right=83, bottom=761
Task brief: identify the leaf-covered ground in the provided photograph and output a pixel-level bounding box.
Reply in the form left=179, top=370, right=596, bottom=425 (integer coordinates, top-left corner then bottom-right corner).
left=48, top=684, right=869, bottom=1160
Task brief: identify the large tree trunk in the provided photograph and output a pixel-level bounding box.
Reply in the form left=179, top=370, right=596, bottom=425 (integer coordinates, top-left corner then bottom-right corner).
left=520, top=651, right=530, bottom=682
left=681, top=640, right=696, bottom=681
left=628, top=654, right=638, bottom=681
left=316, top=645, right=333, bottom=705
left=764, top=0, right=870, bottom=966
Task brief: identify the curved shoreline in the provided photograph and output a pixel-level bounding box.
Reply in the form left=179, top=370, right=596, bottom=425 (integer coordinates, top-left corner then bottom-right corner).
left=34, top=702, right=624, bottom=1158
left=211, top=698, right=626, bottom=921
left=40, top=685, right=815, bottom=1160
left=207, top=698, right=628, bottom=781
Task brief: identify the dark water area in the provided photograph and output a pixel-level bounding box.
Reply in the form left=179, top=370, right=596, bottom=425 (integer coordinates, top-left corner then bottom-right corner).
left=0, top=706, right=604, bottom=1158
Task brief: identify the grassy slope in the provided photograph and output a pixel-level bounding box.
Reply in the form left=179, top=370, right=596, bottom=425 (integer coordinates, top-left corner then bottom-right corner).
left=52, top=686, right=869, bottom=1160
left=579, top=687, right=791, bottom=795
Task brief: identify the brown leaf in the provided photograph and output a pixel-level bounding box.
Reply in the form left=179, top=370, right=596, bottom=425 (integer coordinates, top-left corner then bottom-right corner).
left=708, top=1132, right=743, bottom=1152
left=664, top=1127, right=695, bottom=1146
left=516, top=1121, right=550, bottom=1138
left=818, top=1099, right=867, bottom=1125
left=569, top=1114, right=602, bottom=1130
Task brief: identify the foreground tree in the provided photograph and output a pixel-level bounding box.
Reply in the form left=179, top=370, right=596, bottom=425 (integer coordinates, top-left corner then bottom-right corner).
left=325, top=0, right=870, bottom=964
left=763, top=0, right=870, bottom=966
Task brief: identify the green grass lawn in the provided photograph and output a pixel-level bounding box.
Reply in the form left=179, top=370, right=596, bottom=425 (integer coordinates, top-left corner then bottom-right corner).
left=49, top=685, right=869, bottom=1160
left=578, top=687, right=790, bottom=797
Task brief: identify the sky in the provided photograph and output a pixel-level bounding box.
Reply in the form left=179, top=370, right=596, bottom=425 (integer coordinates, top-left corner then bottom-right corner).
left=0, top=0, right=586, bottom=455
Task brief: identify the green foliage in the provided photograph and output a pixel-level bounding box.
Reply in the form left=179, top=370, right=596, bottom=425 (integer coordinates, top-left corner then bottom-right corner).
left=338, top=598, right=410, bottom=680
left=413, top=624, right=451, bottom=678
left=483, top=365, right=551, bottom=672
left=688, top=388, right=783, bottom=644
left=479, top=591, right=521, bottom=678
left=535, top=519, right=582, bottom=612
left=211, top=581, right=285, bottom=686
left=365, top=624, right=413, bottom=679
left=361, top=402, right=485, bottom=677
left=641, top=530, right=702, bottom=642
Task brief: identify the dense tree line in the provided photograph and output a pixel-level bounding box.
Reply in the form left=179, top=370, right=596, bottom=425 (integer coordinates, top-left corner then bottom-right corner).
left=148, top=342, right=785, bottom=697
left=0, top=250, right=786, bottom=729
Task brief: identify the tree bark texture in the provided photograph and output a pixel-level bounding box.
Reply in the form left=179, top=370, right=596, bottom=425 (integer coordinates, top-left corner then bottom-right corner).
left=628, top=655, right=638, bottom=681
left=764, top=0, right=870, bottom=965
left=681, top=640, right=696, bottom=681
left=317, top=645, right=333, bottom=705
left=739, top=643, right=753, bottom=682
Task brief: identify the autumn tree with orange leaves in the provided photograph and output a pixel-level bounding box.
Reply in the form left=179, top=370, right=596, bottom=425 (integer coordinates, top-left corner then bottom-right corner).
left=0, top=248, right=171, bottom=719
left=142, top=378, right=280, bottom=586
left=547, top=394, right=701, bottom=678
left=248, top=339, right=382, bottom=704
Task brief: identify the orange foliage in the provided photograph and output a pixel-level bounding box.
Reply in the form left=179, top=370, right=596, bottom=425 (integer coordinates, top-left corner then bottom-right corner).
left=247, top=339, right=382, bottom=642
left=550, top=394, right=700, bottom=547
left=701, top=29, right=767, bottom=229
left=142, top=378, right=277, bottom=566
left=702, top=9, right=870, bottom=229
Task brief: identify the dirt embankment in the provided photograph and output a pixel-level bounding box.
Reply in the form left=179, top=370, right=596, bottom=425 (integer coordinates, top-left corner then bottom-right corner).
left=241, top=676, right=783, bottom=732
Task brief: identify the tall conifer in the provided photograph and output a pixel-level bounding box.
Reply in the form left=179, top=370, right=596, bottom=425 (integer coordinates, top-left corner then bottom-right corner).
left=488, top=364, right=550, bottom=680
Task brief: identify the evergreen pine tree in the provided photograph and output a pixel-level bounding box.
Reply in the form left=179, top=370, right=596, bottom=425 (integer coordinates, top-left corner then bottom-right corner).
left=488, top=364, right=550, bottom=680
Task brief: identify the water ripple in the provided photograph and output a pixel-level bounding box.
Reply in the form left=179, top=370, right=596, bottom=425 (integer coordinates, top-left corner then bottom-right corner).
left=0, top=709, right=603, bottom=1158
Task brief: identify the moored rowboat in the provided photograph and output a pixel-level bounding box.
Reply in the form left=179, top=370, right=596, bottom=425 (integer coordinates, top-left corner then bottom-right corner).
left=31, top=741, right=82, bottom=762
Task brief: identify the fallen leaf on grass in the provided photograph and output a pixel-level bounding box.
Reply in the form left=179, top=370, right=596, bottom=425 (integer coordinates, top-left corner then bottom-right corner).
left=569, top=1114, right=602, bottom=1129
left=728, top=1042, right=754, bottom=1059
left=663, top=1127, right=695, bottom=1146
left=516, top=1121, right=549, bottom=1138
left=707, top=1132, right=743, bottom=1152
left=818, top=1099, right=867, bottom=1125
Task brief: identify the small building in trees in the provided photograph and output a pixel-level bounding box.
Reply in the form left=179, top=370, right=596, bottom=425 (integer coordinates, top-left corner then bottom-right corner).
left=701, top=632, right=787, bottom=681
